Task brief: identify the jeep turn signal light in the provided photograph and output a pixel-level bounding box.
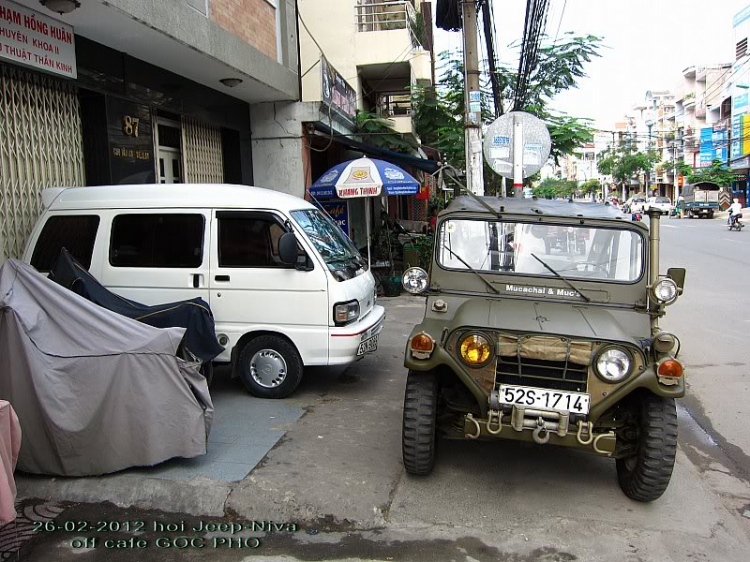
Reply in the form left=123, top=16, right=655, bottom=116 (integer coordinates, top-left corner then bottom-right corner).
left=658, top=359, right=683, bottom=378
left=410, top=332, right=435, bottom=360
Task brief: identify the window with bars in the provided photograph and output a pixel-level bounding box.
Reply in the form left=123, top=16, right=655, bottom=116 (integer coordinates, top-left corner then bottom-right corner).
left=737, top=38, right=747, bottom=61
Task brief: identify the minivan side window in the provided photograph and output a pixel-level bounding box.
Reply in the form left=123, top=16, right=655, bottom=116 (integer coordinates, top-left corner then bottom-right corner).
left=218, top=215, right=289, bottom=268
left=30, top=215, right=100, bottom=272
left=110, top=214, right=204, bottom=268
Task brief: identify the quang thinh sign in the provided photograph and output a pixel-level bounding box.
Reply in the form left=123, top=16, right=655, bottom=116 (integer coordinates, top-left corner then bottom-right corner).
left=0, top=0, right=76, bottom=78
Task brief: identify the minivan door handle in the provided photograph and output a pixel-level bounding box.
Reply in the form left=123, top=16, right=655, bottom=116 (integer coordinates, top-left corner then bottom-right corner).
left=215, top=275, right=230, bottom=282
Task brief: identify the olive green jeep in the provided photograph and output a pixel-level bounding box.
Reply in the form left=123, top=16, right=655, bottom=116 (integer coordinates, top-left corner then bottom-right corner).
left=401, top=196, right=686, bottom=502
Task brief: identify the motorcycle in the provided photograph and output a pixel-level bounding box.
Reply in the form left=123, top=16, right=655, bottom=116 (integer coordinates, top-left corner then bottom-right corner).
left=728, top=213, right=744, bottom=231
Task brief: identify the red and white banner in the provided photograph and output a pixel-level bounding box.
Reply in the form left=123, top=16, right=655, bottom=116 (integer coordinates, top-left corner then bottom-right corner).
left=0, top=0, right=76, bottom=79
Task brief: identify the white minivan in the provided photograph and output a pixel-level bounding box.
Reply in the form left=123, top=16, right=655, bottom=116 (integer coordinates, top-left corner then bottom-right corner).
left=23, top=184, right=385, bottom=398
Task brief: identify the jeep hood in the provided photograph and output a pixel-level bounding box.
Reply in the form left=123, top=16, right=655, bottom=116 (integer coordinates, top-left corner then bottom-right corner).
left=449, top=298, right=649, bottom=346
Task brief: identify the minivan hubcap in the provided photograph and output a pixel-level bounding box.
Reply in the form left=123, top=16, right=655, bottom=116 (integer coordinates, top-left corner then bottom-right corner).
left=250, top=349, right=287, bottom=388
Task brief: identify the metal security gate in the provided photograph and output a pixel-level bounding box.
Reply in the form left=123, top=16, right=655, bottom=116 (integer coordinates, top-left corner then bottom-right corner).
left=0, top=64, right=85, bottom=262
left=182, top=116, right=224, bottom=184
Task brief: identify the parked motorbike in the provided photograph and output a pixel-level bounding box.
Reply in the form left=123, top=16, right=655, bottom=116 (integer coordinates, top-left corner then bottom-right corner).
left=729, top=213, right=744, bottom=231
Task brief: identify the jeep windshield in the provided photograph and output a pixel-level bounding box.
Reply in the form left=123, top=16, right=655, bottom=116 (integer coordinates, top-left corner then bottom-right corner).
left=437, top=219, right=644, bottom=283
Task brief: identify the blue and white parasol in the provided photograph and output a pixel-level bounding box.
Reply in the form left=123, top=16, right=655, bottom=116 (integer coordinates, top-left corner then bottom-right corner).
left=309, top=157, right=420, bottom=267
left=309, top=157, right=420, bottom=199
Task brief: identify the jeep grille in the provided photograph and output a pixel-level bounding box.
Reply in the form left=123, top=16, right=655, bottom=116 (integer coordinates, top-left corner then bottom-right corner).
left=495, top=335, right=591, bottom=392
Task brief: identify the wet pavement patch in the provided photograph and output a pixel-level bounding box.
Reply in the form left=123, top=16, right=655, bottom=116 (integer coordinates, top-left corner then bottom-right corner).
left=12, top=502, right=577, bottom=562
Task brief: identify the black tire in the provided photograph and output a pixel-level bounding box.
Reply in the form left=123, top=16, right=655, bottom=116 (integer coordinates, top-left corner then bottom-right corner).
left=402, top=371, right=439, bottom=475
left=616, top=392, right=678, bottom=502
left=237, top=335, right=303, bottom=399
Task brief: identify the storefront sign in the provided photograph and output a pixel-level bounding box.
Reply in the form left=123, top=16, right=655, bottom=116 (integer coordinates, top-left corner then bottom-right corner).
left=321, top=57, right=356, bottom=124
left=732, top=115, right=742, bottom=158
left=0, top=0, right=76, bottom=78
left=321, top=201, right=349, bottom=235
left=107, top=98, right=155, bottom=184
left=699, top=127, right=714, bottom=167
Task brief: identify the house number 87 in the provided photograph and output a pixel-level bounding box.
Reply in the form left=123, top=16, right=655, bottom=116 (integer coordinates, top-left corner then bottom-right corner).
left=122, top=116, right=140, bottom=137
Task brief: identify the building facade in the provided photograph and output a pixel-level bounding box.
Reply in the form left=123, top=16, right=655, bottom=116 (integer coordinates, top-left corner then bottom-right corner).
left=251, top=0, right=435, bottom=248
left=0, top=0, right=299, bottom=263
left=730, top=4, right=750, bottom=205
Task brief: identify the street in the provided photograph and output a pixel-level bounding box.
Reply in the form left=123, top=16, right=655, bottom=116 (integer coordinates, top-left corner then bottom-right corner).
left=6, top=215, right=750, bottom=562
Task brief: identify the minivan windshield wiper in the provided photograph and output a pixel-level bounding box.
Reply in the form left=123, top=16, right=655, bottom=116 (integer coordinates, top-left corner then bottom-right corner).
left=530, top=254, right=591, bottom=303
left=443, top=246, right=500, bottom=295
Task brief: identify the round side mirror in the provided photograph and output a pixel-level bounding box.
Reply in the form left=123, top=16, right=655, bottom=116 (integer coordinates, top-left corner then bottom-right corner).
left=278, top=232, right=298, bottom=265
left=402, top=267, right=429, bottom=294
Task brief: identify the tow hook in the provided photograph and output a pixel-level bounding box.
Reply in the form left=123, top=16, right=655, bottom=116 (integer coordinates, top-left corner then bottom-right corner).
left=576, top=421, right=594, bottom=445
left=466, top=414, right=481, bottom=439
left=487, top=409, right=503, bottom=434
left=532, top=417, right=550, bottom=444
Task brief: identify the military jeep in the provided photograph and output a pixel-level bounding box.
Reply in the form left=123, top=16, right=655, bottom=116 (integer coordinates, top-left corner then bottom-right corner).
left=401, top=196, right=686, bottom=502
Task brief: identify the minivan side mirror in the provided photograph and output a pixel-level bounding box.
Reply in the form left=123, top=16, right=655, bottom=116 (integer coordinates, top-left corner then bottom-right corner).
left=278, top=232, right=299, bottom=265
left=667, top=267, right=686, bottom=291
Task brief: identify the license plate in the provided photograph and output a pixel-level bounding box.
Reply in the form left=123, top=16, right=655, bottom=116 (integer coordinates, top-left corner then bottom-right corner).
left=357, top=334, right=379, bottom=356
left=498, top=385, right=590, bottom=414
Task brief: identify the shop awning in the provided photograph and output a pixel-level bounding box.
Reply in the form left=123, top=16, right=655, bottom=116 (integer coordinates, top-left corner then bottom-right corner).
left=313, top=123, right=439, bottom=174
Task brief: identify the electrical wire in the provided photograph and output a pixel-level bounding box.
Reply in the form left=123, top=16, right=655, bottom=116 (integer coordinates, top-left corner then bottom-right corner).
left=553, top=0, right=567, bottom=44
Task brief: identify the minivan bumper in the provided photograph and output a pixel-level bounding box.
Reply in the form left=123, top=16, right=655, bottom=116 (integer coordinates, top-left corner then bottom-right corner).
left=329, top=305, right=386, bottom=365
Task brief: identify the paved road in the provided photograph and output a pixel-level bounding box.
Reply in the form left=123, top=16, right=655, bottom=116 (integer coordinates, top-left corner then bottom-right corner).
left=659, top=216, right=750, bottom=516
left=10, top=217, right=750, bottom=561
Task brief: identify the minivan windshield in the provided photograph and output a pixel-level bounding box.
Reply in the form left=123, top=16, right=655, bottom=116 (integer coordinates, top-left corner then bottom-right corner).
left=438, top=219, right=644, bottom=283
left=291, top=209, right=365, bottom=271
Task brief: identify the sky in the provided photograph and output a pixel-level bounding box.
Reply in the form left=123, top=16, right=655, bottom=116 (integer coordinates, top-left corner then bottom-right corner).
left=434, top=0, right=750, bottom=129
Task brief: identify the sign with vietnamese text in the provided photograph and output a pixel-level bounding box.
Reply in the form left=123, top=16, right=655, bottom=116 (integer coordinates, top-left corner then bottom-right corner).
left=321, top=201, right=349, bottom=235
left=107, top=97, right=155, bottom=184
left=321, top=57, right=356, bottom=124
left=0, top=0, right=76, bottom=78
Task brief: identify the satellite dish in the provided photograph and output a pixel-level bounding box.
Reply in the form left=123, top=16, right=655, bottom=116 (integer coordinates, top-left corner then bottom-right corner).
left=483, top=111, right=552, bottom=179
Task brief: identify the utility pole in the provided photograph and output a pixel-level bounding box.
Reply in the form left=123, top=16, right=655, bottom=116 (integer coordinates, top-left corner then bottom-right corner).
left=462, top=1, right=483, bottom=195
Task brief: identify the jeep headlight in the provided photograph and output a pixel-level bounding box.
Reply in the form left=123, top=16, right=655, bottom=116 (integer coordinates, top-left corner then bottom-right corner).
left=459, top=334, right=492, bottom=367
left=402, top=267, right=429, bottom=294
left=652, top=278, right=678, bottom=305
left=595, top=347, right=632, bottom=383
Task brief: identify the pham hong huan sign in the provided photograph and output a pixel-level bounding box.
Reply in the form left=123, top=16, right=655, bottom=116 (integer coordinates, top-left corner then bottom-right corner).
left=0, top=0, right=76, bottom=79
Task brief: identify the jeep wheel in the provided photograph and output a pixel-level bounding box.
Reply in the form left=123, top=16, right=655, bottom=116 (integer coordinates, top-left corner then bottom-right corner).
left=402, top=370, right=438, bottom=475
left=616, top=392, right=678, bottom=502
left=237, top=335, right=303, bottom=399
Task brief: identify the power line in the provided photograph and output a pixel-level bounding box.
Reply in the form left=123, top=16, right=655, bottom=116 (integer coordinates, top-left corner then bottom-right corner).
left=553, top=0, right=567, bottom=44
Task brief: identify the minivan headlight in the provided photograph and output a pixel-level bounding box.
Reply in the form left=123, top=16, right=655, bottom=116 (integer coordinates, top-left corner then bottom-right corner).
left=333, top=300, right=360, bottom=326
left=595, top=347, right=632, bottom=383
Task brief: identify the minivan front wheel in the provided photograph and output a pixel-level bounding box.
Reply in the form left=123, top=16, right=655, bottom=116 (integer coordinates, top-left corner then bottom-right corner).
left=238, top=335, right=303, bottom=399
left=616, top=392, right=678, bottom=502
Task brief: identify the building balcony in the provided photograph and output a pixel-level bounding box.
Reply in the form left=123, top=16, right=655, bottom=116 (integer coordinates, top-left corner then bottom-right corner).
left=376, top=91, right=415, bottom=137
left=354, top=1, right=432, bottom=85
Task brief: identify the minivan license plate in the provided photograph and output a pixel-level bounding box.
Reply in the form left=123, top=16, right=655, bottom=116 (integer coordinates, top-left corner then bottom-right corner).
left=357, top=335, right=379, bottom=356
left=498, top=385, right=590, bottom=414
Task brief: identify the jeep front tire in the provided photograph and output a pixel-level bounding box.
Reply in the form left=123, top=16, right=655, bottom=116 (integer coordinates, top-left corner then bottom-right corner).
left=616, top=392, right=678, bottom=502
left=402, top=370, right=439, bottom=475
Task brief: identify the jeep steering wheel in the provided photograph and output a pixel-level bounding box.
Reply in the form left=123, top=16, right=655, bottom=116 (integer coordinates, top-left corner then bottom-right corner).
left=573, top=261, right=608, bottom=273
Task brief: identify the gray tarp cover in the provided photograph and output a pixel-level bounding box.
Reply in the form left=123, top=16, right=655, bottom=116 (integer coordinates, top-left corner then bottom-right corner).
left=0, top=260, right=213, bottom=476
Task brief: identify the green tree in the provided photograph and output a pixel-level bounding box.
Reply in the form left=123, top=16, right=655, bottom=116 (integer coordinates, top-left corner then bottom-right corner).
left=597, top=147, right=660, bottom=193
left=683, top=159, right=734, bottom=186
left=413, top=34, right=603, bottom=194
left=580, top=178, right=601, bottom=198
left=355, top=110, right=416, bottom=154
left=533, top=177, right=577, bottom=199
